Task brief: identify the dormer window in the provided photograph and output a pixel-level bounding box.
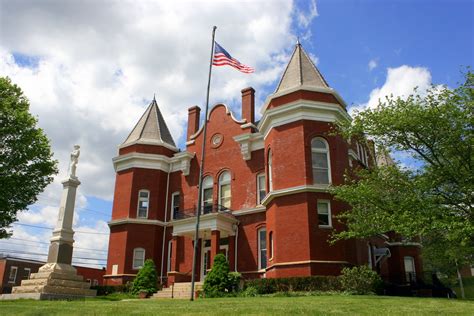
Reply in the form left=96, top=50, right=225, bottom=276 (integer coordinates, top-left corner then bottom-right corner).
left=311, top=138, right=331, bottom=184
left=137, top=190, right=149, bottom=218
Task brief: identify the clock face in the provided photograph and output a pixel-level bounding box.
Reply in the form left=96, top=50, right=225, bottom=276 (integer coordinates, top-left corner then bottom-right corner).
left=211, top=133, right=223, bottom=148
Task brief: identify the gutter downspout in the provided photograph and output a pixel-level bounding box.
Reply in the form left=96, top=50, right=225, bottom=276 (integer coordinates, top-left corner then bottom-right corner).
left=160, top=166, right=171, bottom=284
left=234, top=223, right=239, bottom=272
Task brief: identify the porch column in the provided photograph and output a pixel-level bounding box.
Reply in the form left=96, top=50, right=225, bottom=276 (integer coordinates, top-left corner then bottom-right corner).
left=210, top=230, right=220, bottom=266
left=228, top=235, right=236, bottom=271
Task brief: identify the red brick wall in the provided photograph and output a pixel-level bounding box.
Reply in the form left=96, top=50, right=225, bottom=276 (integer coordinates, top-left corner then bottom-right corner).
left=74, top=266, right=105, bottom=286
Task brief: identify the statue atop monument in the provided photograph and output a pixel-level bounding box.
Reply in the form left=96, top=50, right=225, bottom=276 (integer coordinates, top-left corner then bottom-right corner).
left=69, top=145, right=80, bottom=178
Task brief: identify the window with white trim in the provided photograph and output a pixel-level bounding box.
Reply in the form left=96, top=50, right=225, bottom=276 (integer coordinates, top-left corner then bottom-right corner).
left=317, top=200, right=332, bottom=227
left=404, top=256, right=416, bottom=283
left=269, top=231, right=274, bottom=260
left=167, top=240, right=173, bottom=272
left=311, top=138, right=331, bottom=184
left=92, top=279, right=99, bottom=286
left=132, top=248, right=145, bottom=269
left=23, top=268, right=31, bottom=280
left=112, top=264, right=118, bottom=275
left=257, top=173, right=266, bottom=205
left=268, top=150, right=273, bottom=191
left=171, top=192, right=180, bottom=219
left=137, top=190, right=149, bottom=219
left=202, top=176, right=213, bottom=214
left=258, top=228, right=267, bottom=270
left=8, top=266, right=18, bottom=283
left=219, top=171, right=231, bottom=210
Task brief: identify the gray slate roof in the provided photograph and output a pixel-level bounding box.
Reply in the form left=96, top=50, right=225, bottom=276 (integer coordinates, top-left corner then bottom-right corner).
left=122, top=98, right=177, bottom=148
left=275, top=43, right=330, bottom=93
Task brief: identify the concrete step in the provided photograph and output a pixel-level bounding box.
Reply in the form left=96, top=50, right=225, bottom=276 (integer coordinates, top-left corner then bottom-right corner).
left=153, top=282, right=203, bottom=299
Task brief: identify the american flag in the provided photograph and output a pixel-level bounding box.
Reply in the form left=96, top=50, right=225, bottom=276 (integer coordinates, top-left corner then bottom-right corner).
left=212, top=42, right=254, bottom=74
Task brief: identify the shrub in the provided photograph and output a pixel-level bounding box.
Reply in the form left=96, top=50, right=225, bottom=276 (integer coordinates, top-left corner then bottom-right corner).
left=91, top=283, right=131, bottom=296
left=203, top=254, right=237, bottom=297
left=340, top=265, right=383, bottom=295
left=131, top=259, right=158, bottom=295
left=240, top=286, right=258, bottom=297
left=244, top=276, right=342, bottom=294
left=228, top=272, right=242, bottom=292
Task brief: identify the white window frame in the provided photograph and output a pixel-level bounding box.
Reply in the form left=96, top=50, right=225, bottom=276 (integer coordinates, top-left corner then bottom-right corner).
left=112, top=264, right=118, bottom=275
left=167, top=239, right=173, bottom=272
left=132, top=247, right=146, bottom=270
left=92, top=279, right=99, bottom=286
left=269, top=231, right=274, bottom=260
left=23, top=267, right=31, bottom=280
left=202, top=176, right=213, bottom=214
left=258, top=228, right=267, bottom=270
left=171, top=191, right=180, bottom=220
left=311, top=137, right=332, bottom=184
left=317, top=200, right=332, bottom=228
left=8, top=266, right=18, bottom=283
left=404, top=256, right=416, bottom=283
left=257, top=173, right=266, bottom=205
left=268, top=150, right=273, bottom=191
left=137, top=189, right=150, bottom=219
left=218, top=171, right=231, bottom=209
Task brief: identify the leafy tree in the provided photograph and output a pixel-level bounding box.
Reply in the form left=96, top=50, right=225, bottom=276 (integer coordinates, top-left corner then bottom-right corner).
left=131, top=259, right=158, bottom=295
left=0, top=77, right=57, bottom=238
left=331, top=70, right=473, bottom=297
left=203, top=253, right=233, bottom=297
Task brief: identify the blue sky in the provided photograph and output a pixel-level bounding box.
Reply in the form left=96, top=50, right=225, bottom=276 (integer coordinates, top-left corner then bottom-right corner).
left=0, top=0, right=472, bottom=268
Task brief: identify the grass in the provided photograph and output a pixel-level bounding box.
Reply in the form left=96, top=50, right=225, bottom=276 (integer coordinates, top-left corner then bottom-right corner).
left=452, top=277, right=474, bottom=299
left=0, top=295, right=473, bottom=315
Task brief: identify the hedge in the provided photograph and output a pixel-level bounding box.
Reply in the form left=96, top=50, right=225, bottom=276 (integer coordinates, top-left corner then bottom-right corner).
left=244, top=276, right=342, bottom=294
left=91, top=284, right=131, bottom=296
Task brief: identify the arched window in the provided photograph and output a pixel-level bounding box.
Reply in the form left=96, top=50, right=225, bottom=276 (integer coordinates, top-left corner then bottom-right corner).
left=311, top=138, right=331, bottom=184
left=218, top=171, right=231, bottom=210
left=268, top=150, right=273, bottom=191
left=132, top=248, right=145, bottom=269
left=258, top=228, right=267, bottom=270
left=202, top=176, right=213, bottom=214
left=137, top=190, right=150, bottom=218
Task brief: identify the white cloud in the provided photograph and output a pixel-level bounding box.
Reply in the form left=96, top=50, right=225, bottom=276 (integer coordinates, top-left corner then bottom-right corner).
left=297, top=0, right=319, bottom=28
left=368, top=59, right=378, bottom=71
left=350, top=65, right=432, bottom=115
left=0, top=0, right=303, bottom=200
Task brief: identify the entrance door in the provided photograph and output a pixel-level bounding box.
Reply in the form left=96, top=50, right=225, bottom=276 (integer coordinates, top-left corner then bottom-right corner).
left=200, top=242, right=229, bottom=280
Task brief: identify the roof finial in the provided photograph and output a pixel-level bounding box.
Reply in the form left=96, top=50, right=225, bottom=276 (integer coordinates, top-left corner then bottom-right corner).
left=296, top=37, right=300, bottom=46
left=153, top=93, right=156, bottom=101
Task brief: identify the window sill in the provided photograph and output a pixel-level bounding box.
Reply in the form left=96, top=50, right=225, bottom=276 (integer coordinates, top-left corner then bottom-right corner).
left=318, top=225, right=333, bottom=229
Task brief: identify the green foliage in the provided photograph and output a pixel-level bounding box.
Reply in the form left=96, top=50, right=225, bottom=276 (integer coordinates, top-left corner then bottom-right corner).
left=91, top=283, right=132, bottom=296
left=0, top=77, right=58, bottom=238
left=244, top=276, right=342, bottom=294
left=240, top=286, right=258, bottom=297
left=340, top=266, right=383, bottom=295
left=203, top=254, right=234, bottom=297
left=331, top=70, right=474, bottom=274
left=131, top=259, right=158, bottom=295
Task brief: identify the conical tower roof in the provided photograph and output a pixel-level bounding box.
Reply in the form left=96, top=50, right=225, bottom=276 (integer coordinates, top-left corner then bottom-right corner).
left=275, top=43, right=329, bottom=94
left=122, top=98, right=177, bottom=149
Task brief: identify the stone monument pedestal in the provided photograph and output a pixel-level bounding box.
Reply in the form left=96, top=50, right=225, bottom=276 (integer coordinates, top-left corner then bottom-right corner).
left=2, top=263, right=96, bottom=300
left=0, top=148, right=97, bottom=300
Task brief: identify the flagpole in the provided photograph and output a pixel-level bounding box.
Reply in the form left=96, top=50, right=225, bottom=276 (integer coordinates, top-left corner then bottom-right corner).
left=190, top=25, right=217, bottom=301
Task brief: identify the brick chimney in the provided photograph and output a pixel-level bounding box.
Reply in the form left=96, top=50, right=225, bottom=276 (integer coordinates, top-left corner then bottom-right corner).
left=187, top=106, right=201, bottom=140
left=241, top=87, right=255, bottom=124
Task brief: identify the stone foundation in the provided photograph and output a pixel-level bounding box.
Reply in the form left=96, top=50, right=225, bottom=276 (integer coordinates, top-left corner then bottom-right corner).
left=0, top=263, right=96, bottom=300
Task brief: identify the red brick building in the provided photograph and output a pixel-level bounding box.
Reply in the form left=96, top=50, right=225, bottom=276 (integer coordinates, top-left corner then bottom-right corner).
left=104, top=43, right=422, bottom=287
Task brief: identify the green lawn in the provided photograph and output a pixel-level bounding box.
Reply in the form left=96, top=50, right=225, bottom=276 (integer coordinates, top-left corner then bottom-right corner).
left=0, top=295, right=473, bottom=315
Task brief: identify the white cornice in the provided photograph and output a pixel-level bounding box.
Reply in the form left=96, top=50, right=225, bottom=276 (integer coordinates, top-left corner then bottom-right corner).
left=258, top=100, right=351, bottom=140
left=118, top=139, right=178, bottom=152
left=260, top=85, right=348, bottom=115
left=108, top=218, right=167, bottom=227
left=233, top=206, right=266, bottom=216
left=385, top=242, right=422, bottom=248
left=112, top=151, right=195, bottom=175
left=261, top=184, right=331, bottom=205
left=233, top=133, right=264, bottom=160
left=171, top=212, right=239, bottom=237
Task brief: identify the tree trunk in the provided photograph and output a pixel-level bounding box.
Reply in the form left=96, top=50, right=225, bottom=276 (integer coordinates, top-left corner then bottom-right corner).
left=455, top=260, right=465, bottom=299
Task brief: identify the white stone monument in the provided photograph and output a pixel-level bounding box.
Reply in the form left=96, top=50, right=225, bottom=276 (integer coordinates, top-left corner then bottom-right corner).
left=1, top=145, right=97, bottom=300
